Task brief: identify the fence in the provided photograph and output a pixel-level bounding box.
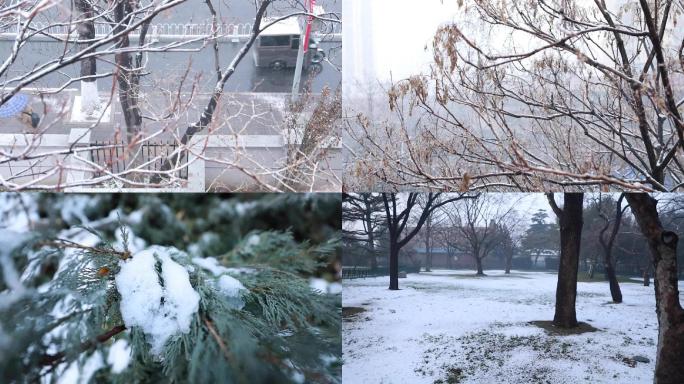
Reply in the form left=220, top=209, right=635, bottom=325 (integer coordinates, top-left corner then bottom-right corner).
left=89, top=140, right=189, bottom=180
left=342, top=267, right=390, bottom=279
left=342, top=267, right=373, bottom=280
left=1, top=21, right=342, bottom=42
left=0, top=129, right=203, bottom=191
left=0, top=128, right=342, bottom=192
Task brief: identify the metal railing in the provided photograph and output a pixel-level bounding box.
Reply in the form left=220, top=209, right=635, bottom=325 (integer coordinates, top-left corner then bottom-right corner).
left=89, top=140, right=189, bottom=180
left=342, top=267, right=382, bottom=280
left=1, top=21, right=341, bottom=42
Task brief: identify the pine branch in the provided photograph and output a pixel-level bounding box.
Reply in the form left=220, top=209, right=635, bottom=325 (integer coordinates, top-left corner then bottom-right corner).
left=202, top=316, right=248, bottom=384
left=37, top=239, right=130, bottom=260
left=38, top=324, right=126, bottom=366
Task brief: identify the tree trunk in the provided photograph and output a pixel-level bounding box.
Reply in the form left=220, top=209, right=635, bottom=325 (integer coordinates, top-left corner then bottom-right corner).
left=114, top=1, right=143, bottom=141
left=389, top=247, right=399, bottom=291
left=505, top=254, right=512, bottom=274
left=76, top=0, right=100, bottom=115
left=588, top=262, right=595, bottom=279
left=598, top=193, right=625, bottom=304
left=626, top=194, right=684, bottom=384
left=644, top=269, right=650, bottom=286
left=553, top=193, right=583, bottom=328
left=475, top=256, right=484, bottom=276
left=368, top=228, right=377, bottom=270
left=425, top=216, right=432, bottom=272
left=388, top=245, right=399, bottom=290
left=604, top=257, right=623, bottom=303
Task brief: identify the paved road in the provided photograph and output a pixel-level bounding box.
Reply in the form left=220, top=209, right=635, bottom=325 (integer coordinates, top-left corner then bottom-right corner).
left=0, top=0, right=341, bottom=94
left=0, top=39, right=340, bottom=93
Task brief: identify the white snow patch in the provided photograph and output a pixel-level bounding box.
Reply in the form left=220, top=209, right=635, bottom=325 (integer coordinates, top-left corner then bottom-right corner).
left=57, top=362, right=79, bottom=384
left=80, top=80, right=101, bottom=116
left=193, top=256, right=256, bottom=276
left=284, top=359, right=305, bottom=384
left=115, top=246, right=200, bottom=355
left=57, top=352, right=103, bottom=384
left=80, top=352, right=104, bottom=383
left=192, top=256, right=229, bottom=276
left=66, top=229, right=101, bottom=249
left=192, top=257, right=249, bottom=309
left=310, top=278, right=342, bottom=295
left=127, top=209, right=144, bottom=225
left=107, top=339, right=131, bottom=374
left=234, top=201, right=257, bottom=216
left=245, top=234, right=260, bottom=249
left=320, top=353, right=338, bottom=366
left=217, top=275, right=246, bottom=310
left=0, top=230, right=29, bottom=291
left=344, top=270, right=669, bottom=384
left=0, top=194, right=38, bottom=232
left=58, top=196, right=92, bottom=225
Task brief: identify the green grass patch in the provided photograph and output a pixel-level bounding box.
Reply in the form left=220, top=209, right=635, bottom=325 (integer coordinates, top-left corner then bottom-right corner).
left=427, top=272, right=532, bottom=280
left=576, top=275, right=642, bottom=284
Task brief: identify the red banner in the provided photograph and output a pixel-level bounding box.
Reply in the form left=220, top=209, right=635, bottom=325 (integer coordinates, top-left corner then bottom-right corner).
left=303, top=0, right=315, bottom=53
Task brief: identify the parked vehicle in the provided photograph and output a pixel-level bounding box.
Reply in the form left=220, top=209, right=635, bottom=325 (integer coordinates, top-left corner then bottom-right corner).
left=253, top=17, right=325, bottom=71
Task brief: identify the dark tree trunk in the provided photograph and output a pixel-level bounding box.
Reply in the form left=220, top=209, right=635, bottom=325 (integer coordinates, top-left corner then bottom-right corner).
left=114, top=1, right=143, bottom=140
left=599, top=194, right=625, bottom=303
left=388, top=245, right=399, bottom=290
left=605, top=260, right=622, bottom=303
left=368, top=231, right=377, bottom=271
left=505, top=254, right=512, bottom=274
left=626, top=194, right=684, bottom=384
left=475, top=256, right=484, bottom=276
left=76, top=0, right=96, bottom=80
left=588, top=262, right=595, bottom=279
left=552, top=193, right=583, bottom=328
left=644, top=269, right=650, bottom=286
left=424, top=215, right=432, bottom=272
left=76, top=0, right=99, bottom=114
left=424, top=242, right=431, bottom=272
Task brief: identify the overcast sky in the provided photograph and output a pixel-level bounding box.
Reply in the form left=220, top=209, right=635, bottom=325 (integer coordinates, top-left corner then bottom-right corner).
left=343, top=0, right=684, bottom=99
left=344, top=0, right=460, bottom=94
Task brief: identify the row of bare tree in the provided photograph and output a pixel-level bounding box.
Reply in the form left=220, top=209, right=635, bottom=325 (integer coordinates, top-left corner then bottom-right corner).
left=344, top=192, right=684, bottom=383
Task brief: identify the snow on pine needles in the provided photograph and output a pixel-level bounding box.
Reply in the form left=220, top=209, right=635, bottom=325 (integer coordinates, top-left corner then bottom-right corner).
left=343, top=270, right=667, bottom=384
left=115, top=246, right=200, bottom=355
left=0, top=194, right=342, bottom=383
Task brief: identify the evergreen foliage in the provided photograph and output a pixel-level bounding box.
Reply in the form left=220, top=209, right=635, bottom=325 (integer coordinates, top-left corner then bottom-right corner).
left=0, top=193, right=341, bottom=383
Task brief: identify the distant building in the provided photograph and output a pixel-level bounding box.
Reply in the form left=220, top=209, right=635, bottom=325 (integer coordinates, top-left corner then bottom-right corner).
left=403, top=226, right=507, bottom=271
left=513, top=249, right=559, bottom=270
left=409, top=247, right=475, bottom=269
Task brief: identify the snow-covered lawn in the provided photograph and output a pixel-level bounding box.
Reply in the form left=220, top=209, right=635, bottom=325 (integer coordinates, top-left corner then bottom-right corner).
left=342, top=270, right=678, bottom=384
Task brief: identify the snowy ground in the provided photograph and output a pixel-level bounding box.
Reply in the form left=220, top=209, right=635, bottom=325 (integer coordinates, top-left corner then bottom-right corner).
left=342, top=270, right=678, bottom=384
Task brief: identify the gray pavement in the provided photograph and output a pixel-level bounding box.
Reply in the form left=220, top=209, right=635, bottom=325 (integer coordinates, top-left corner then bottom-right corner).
left=0, top=90, right=300, bottom=141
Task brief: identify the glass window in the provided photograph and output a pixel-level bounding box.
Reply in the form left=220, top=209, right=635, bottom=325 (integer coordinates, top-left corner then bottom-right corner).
left=291, top=36, right=300, bottom=50
left=260, top=35, right=291, bottom=47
